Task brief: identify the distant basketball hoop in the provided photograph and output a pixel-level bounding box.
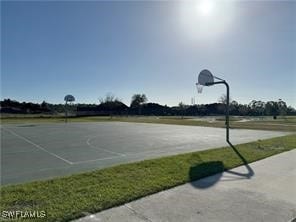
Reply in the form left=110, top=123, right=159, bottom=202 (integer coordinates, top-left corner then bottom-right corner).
left=64, top=94, right=75, bottom=123
left=64, top=95, right=75, bottom=103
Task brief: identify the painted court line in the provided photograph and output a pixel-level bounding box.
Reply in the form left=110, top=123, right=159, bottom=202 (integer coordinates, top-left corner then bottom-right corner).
left=86, top=136, right=126, bottom=157
left=72, top=155, right=123, bottom=165
left=72, top=144, right=194, bottom=165
left=2, top=128, right=73, bottom=165
left=3, top=150, right=40, bottom=154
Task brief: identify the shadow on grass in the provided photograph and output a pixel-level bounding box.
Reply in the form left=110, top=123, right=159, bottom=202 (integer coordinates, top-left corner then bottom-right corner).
left=190, top=141, right=255, bottom=189
left=226, top=141, right=254, bottom=179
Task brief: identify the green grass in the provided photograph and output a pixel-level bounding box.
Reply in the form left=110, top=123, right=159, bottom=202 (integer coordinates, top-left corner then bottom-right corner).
left=1, top=134, right=295, bottom=222
left=106, top=116, right=296, bottom=131
left=1, top=115, right=295, bottom=132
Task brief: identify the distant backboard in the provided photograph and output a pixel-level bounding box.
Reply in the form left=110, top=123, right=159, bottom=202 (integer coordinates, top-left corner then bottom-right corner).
left=64, top=95, right=75, bottom=102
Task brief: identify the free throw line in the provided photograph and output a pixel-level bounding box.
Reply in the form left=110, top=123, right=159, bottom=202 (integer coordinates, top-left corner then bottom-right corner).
left=3, top=128, right=73, bottom=165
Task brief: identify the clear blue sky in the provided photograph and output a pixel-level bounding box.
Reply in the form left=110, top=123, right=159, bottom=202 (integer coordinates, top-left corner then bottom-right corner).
left=1, top=1, right=295, bottom=107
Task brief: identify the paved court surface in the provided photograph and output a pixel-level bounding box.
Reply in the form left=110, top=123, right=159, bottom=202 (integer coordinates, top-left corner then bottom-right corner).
left=1, top=122, right=289, bottom=185
left=74, top=149, right=296, bottom=222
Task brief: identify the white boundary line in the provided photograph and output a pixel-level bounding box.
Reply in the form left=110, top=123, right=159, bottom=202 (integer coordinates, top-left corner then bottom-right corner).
left=72, top=155, right=123, bottom=165
left=3, top=150, right=39, bottom=154
left=86, top=136, right=126, bottom=157
left=72, top=143, right=190, bottom=165
left=3, top=128, right=73, bottom=165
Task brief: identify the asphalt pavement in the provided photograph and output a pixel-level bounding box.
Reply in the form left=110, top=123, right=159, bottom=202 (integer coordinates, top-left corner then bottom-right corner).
left=1, top=122, right=289, bottom=184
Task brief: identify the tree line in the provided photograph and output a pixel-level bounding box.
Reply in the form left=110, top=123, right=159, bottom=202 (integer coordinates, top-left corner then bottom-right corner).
left=1, top=94, right=295, bottom=117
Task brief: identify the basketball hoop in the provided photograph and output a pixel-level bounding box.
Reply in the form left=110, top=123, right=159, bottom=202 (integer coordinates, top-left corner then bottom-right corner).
left=196, top=69, right=230, bottom=143
left=196, top=69, right=214, bottom=94
left=196, top=83, right=203, bottom=93
left=64, top=94, right=75, bottom=123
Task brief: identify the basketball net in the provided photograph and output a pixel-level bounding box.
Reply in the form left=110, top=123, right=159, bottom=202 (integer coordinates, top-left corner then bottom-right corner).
left=196, top=83, right=203, bottom=94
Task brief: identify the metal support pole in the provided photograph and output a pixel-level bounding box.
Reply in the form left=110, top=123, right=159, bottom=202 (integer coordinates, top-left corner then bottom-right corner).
left=65, top=101, right=68, bottom=123
left=225, top=81, right=230, bottom=143
left=206, top=81, right=230, bottom=143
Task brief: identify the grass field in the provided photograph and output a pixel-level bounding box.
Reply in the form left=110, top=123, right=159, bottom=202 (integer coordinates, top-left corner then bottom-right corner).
left=1, top=115, right=296, bottom=132
left=1, top=134, right=295, bottom=222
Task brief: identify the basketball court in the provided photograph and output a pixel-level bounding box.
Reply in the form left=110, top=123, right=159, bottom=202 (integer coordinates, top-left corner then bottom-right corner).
left=1, top=122, right=289, bottom=185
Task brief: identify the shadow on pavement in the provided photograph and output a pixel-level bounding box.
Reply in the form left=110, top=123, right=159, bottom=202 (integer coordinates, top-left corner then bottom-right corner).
left=189, top=161, right=224, bottom=189
left=190, top=141, right=255, bottom=189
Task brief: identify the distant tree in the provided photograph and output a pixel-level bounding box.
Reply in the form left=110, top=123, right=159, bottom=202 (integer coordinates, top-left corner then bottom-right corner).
left=99, top=93, right=119, bottom=104
left=130, top=94, right=148, bottom=115
left=130, top=94, right=148, bottom=107
left=40, top=101, right=51, bottom=112
left=178, top=102, right=187, bottom=118
left=230, top=100, right=239, bottom=114
left=98, top=93, right=123, bottom=118
left=97, top=100, right=128, bottom=117
left=1, top=97, right=295, bottom=118
left=287, top=106, right=296, bottom=115
left=141, top=103, right=170, bottom=116
left=217, top=94, right=233, bottom=115
left=248, top=100, right=265, bottom=116
left=186, top=104, right=199, bottom=116
left=1, top=99, right=12, bottom=107
left=197, top=104, right=207, bottom=115
left=265, top=101, right=279, bottom=119
left=238, top=104, right=249, bottom=116
left=277, top=99, right=287, bottom=116
left=41, top=101, right=47, bottom=108
left=218, top=94, right=232, bottom=104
